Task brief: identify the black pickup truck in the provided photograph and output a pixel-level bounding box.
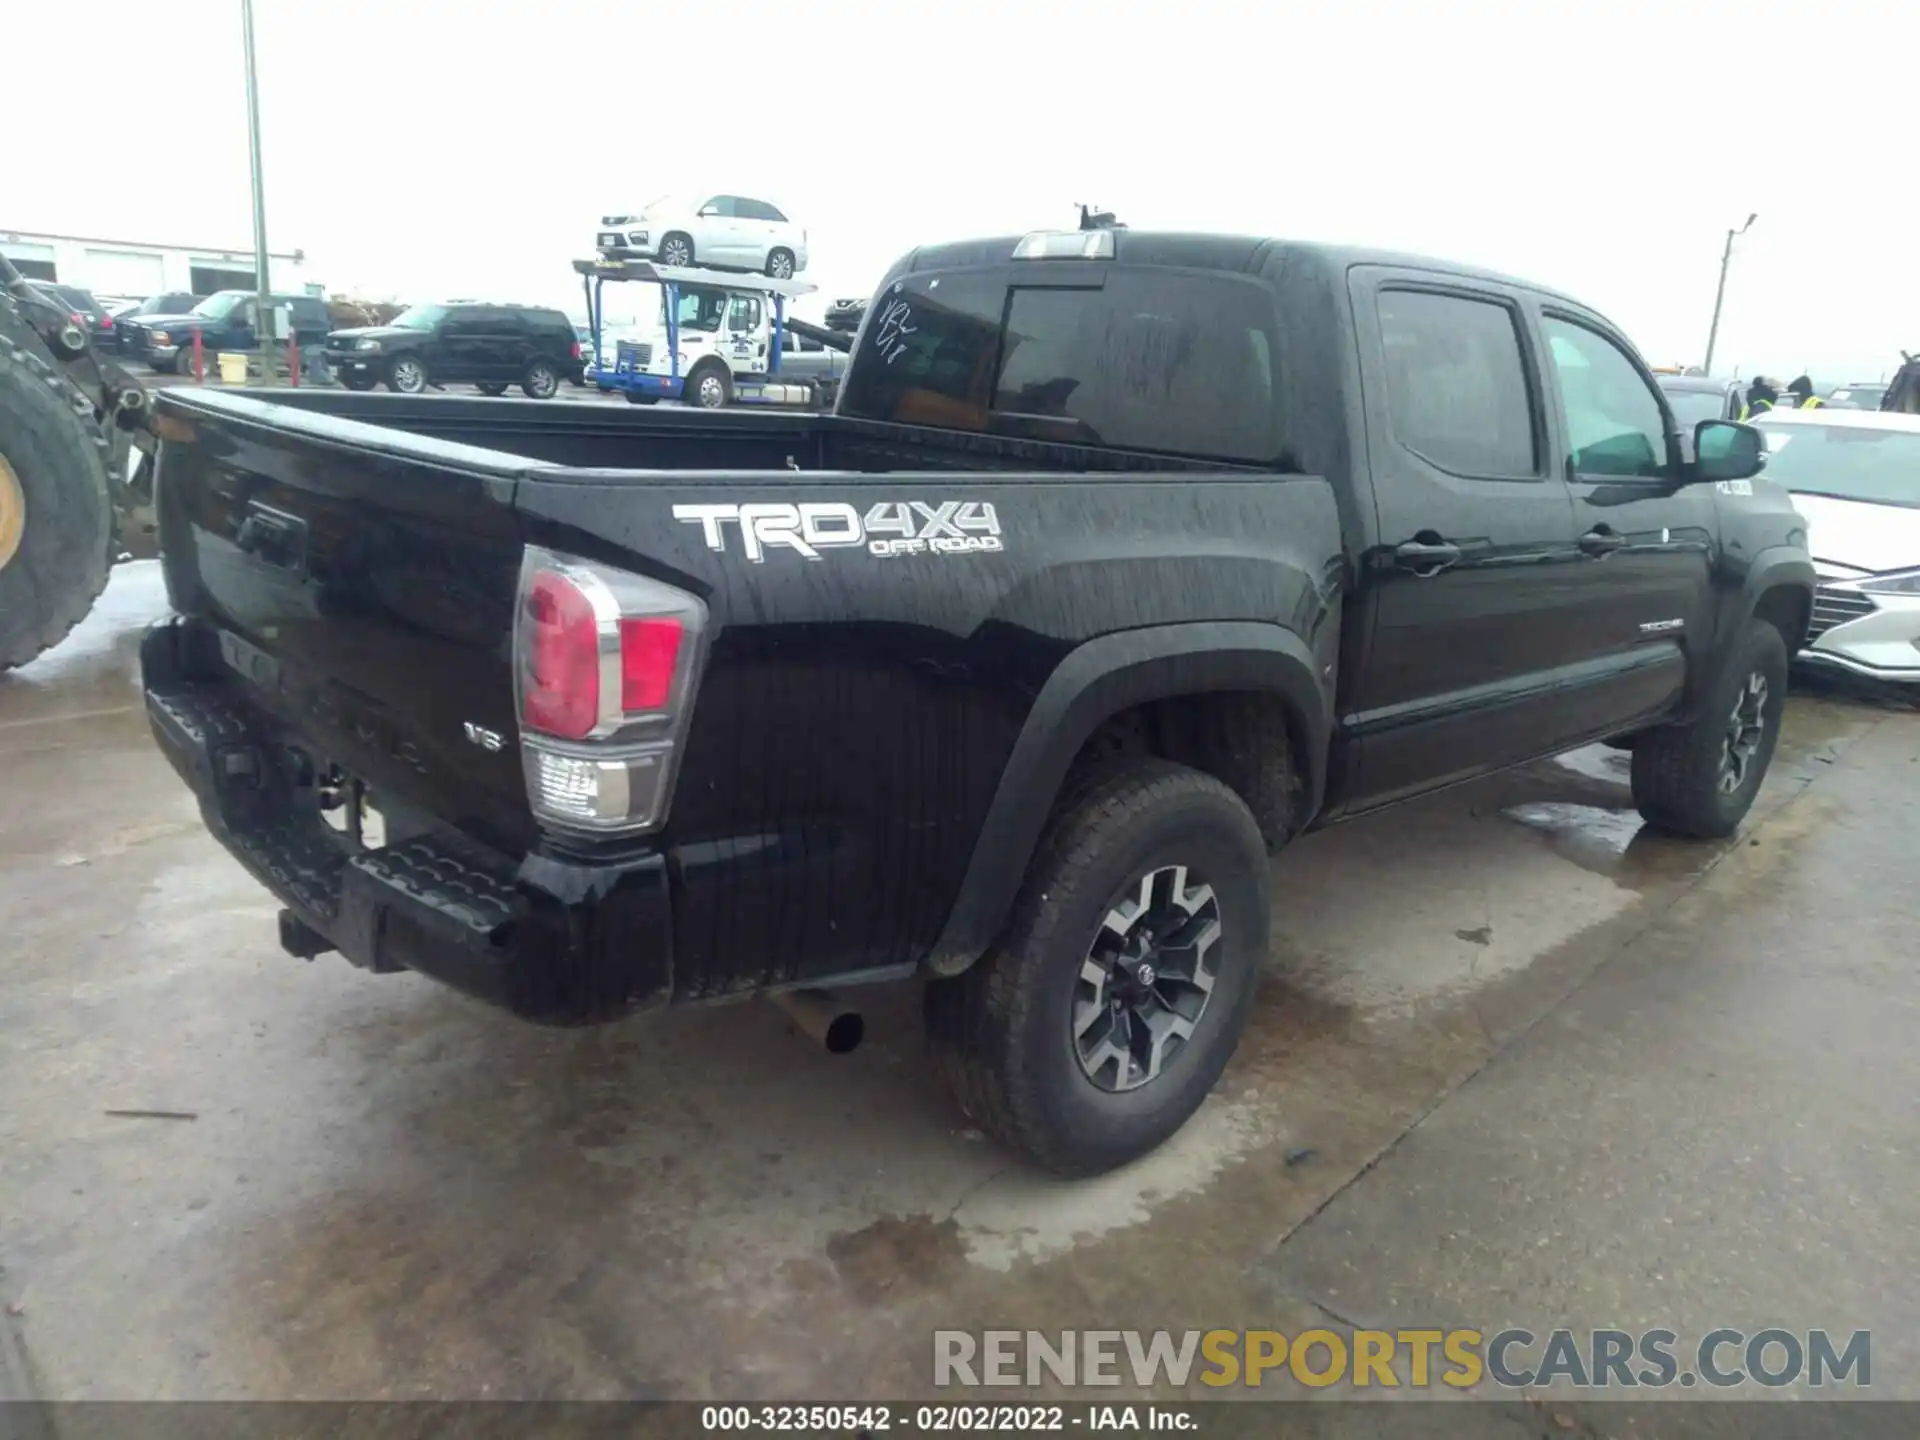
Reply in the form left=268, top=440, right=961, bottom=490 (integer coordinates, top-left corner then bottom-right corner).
left=140, top=228, right=1812, bottom=1175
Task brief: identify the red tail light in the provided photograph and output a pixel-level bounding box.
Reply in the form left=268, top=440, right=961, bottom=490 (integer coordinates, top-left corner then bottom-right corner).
left=101, top=314, right=115, bottom=330
left=619, top=618, right=682, bottom=711
left=521, top=569, right=602, bottom=740
left=570, top=339, right=583, bottom=360
left=513, top=547, right=708, bottom=835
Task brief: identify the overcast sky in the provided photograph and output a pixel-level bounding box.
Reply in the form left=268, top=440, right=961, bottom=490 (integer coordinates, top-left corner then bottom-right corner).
left=11, top=0, right=1915, bottom=380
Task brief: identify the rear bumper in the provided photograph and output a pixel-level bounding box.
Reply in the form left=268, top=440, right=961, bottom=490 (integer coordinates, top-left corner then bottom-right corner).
left=139, top=620, right=675, bottom=1025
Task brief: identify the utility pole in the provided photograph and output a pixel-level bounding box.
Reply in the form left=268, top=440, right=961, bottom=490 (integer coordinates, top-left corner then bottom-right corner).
left=241, top=0, right=274, bottom=381
left=1703, top=213, right=1756, bottom=376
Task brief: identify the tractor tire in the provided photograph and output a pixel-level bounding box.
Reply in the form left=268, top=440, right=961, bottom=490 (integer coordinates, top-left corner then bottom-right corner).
left=0, top=307, right=114, bottom=672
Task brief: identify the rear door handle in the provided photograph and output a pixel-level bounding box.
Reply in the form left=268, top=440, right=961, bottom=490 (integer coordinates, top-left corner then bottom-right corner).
left=1393, top=539, right=1463, bottom=574
left=1580, top=528, right=1627, bottom=557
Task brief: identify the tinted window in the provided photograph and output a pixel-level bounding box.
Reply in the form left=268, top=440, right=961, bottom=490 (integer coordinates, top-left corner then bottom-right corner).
left=1543, top=317, right=1669, bottom=479
left=1376, top=289, right=1537, bottom=477
left=737, top=198, right=786, bottom=222
left=290, top=299, right=328, bottom=327
left=841, top=269, right=1286, bottom=465
left=391, top=304, right=448, bottom=331
left=1661, top=386, right=1733, bottom=428
left=40, top=285, right=102, bottom=318
left=440, top=307, right=489, bottom=334
left=702, top=196, right=737, bottom=218
left=192, top=292, right=247, bottom=320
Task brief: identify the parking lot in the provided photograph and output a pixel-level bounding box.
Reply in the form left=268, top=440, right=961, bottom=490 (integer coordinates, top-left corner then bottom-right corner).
left=3, top=563, right=1917, bottom=1413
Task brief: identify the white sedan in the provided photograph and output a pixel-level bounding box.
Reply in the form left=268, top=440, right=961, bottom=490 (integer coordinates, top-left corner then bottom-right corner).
left=594, top=194, right=808, bottom=278
left=1755, top=408, right=1920, bottom=684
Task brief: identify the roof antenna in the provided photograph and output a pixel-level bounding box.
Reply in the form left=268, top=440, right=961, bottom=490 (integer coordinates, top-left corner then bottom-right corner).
left=1077, top=202, right=1125, bottom=232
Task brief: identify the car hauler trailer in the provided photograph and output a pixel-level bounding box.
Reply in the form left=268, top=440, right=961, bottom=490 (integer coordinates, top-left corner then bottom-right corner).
left=574, top=257, right=829, bottom=409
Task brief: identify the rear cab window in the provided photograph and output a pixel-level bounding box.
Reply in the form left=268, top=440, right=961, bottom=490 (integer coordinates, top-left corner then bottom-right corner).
left=1375, top=288, right=1538, bottom=478
left=838, top=265, right=1287, bottom=466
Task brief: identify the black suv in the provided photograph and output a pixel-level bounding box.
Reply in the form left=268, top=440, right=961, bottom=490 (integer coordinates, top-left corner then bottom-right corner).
left=323, top=302, right=583, bottom=398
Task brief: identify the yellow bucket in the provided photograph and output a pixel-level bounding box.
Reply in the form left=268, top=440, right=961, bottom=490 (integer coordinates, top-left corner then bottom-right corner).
left=216, top=352, right=249, bottom=384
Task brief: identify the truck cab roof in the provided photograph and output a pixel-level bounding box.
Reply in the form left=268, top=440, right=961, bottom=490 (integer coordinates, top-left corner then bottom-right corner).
left=895, top=230, right=1587, bottom=308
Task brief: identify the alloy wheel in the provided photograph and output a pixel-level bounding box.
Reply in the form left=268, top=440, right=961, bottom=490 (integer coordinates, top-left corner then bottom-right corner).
left=662, top=237, right=692, bottom=267
left=770, top=252, right=794, bottom=279
left=1072, top=864, right=1222, bottom=1093
left=1719, top=671, right=1769, bottom=793
left=391, top=358, right=425, bottom=393
left=527, top=364, right=557, bottom=398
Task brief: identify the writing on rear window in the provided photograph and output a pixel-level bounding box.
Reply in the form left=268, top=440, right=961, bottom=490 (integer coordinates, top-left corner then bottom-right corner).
left=672, top=500, right=1004, bottom=563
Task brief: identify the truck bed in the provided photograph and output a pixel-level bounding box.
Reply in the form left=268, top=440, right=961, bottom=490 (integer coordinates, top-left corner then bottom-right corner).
left=145, top=387, right=1340, bottom=1018
left=234, top=388, right=1258, bottom=474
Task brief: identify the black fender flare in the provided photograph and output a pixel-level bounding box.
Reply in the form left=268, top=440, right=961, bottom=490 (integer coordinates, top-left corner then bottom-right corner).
left=920, top=621, right=1331, bottom=977
left=1738, top=546, right=1816, bottom=649
left=1679, top=546, right=1813, bottom=720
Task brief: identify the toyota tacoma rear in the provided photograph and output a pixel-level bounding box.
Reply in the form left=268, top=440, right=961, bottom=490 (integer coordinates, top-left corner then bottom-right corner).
left=141, top=228, right=1803, bottom=1174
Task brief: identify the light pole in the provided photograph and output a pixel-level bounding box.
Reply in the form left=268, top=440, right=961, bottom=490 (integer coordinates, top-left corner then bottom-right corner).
left=241, top=0, right=273, bottom=379
left=1703, top=213, right=1757, bottom=377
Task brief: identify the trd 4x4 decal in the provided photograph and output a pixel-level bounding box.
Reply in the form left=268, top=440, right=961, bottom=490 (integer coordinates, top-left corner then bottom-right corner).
left=672, top=500, right=1003, bottom=562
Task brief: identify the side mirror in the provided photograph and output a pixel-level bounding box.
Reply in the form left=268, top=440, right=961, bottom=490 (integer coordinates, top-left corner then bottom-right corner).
left=1692, top=419, right=1767, bottom=484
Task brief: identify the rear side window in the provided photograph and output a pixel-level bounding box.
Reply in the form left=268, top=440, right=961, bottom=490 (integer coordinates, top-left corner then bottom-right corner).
left=840, top=269, right=1286, bottom=465
left=1376, top=289, right=1538, bottom=478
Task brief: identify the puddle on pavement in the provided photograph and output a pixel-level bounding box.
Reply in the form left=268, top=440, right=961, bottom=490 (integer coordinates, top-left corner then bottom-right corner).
left=1549, top=746, right=1633, bottom=788
left=951, top=1089, right=1282, bottom=1272
left=1500, top=800, right=1707, bottom=890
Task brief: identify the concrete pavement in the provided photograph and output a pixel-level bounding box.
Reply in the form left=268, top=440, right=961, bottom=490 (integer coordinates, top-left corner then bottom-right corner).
left=1, top=562, right=1914, bottom=1423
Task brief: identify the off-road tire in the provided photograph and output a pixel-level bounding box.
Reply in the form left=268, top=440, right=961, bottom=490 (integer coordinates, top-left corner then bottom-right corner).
left=924, top=758, right=1272, bottom=1176
left=0, top=308, right=114, bottom=671
left=1631, top=618, right=1789, bottom=838
left=685, top=361, right=732, bottom=409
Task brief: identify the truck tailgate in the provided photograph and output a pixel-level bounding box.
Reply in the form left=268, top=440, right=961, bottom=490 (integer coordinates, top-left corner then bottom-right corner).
left=154, top=391, right=539, bottom=853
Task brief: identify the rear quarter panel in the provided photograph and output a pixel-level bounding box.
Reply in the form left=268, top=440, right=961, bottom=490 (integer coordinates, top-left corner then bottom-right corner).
left=515, top=469, right=1342, bottom=997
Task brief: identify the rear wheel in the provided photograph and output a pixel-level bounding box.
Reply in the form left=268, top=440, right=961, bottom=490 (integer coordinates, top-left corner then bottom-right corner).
left=386, top=355, right=427, bottom=394
left=659, top=232, right=694, bottom=268
left=623, top=391, right=658, bottom=405
left=685, top=362, right=732, bottom=409
left=475, top=381, right=509, bottom=396
left=766, top=247, right=796, bottom=279
left=925, top=758, right=1273, bottom=1176
left=1631, top=619, right=1789, bottom=838
left=521, top=360, right=560, bottom=399
left=0, top=313, right=114, bottom=671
